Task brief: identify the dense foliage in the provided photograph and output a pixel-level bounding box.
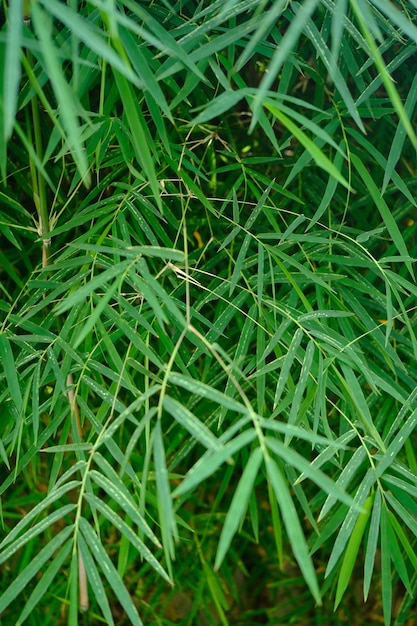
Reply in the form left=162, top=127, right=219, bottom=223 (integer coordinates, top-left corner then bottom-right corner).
left=1, top=1, right=417, bottom=624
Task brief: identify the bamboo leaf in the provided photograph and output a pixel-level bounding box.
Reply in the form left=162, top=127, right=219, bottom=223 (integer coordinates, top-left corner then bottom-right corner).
left=0, top=332, right=22, bottom=411
left=376, top=407, right=417, bottom=479
left=352, top=153, right=413, bottom=280
left=78, top=534, right=115, bottom=626
left=265, top=104, right=350, bottom=189
left=163, top=396, right=222, bottom=452
left=0, top=481, right=80, bottom=550
left=335, top=493, right=373, bottom=608
left=326, top=469, right=375, bottom=576
left=0, top=504, right=76, bottom=565
left=4, top=0, right=23, bottom=142
left=380, top=506, right=393, bottom=626
left=16, top=540, right=72, bottom=625
left=31, top=3, right=89, bottom=184
left=265, top=456, right=321, bottom=605
left=215, top=447, right=263, bottom=569
left=89, top=469, right=160, bottom=546
left=0, top=526, right=73, bottom=614
left=79, top=517, right=143, bottom=626
left=364, top=489, right=381, bottom=600
left=153, top=421, right=177, bottom=564
left=168, top=372, right=247, bottom=414
left=266, top=437, right=354, bottom=509
left=84, top=492, right=172, bottom=584
left=173, top=429, right=257, bottom=498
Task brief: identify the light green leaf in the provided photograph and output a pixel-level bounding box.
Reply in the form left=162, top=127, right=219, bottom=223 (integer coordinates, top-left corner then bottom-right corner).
left=89, top=468, right=160, bottom=546
left=0, top=525, right=73, bottom=614
left=215, top=447, right=263, bottom=569
left=40, top=0, right=141, bottom=85
left=266, top=437, right=354, bottom=510
left=78, top=534, right=115, bottom=626
left=0, top=332, right=22, bottom=411
left=79, top=517, right=143, bottom=626
left=41, top=443, right=93, bottom=453
left=265, top=104, right=350, bottom=189
left=273, top=328, right=303, bottom=410
left=0, top=504, right=76, bottom=565
left=31, top=3, right=89, bottom=184
left=54, top=261, right=131, bottom=315
left=4, top=0, right=23, bottom=142
left=364, top=489, right=381, bottom=601
left=319, top=447, right=367, bottom=520
left=376, top=406, right=417, bottom=479
left=352, top=151, right=413, bottom=280
left=0, top=481, right=79, bottom=550
left=163, top=396, right=222, bottom=452
left=153, top=421, right=177, bottom=564
left=380, top=506, right=393, bottom=626
left=192, top=90, right=246, bottom=125
left=286, top=340, right=315, bottom=438
left=335, top=493, right=373, bottom=608
left=168, top=372, right=247, bottom=414
left=265, top=456, right=321, bottom=605
left=16, top=540, right=72, bottom=625
left=251, top=0, right=320, bottom=125
left=173, top=429, right=257, bottom=498
left=113, top=71, right=161, bottom=210
left=340, top=364, right=385, bottom=448
left=84, top=492, right=172, bottom=584
left=326, top=469, right=375, bottom=576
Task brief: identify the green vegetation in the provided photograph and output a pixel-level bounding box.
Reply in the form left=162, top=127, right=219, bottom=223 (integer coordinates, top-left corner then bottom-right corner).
left=1, top=1, right=417, bottom=624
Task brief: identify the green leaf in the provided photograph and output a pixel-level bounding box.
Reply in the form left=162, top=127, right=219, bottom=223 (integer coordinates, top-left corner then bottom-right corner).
left=351, top=154, right=413, bottom=279
left=364, top=488, right=381, bottom=600
left=0, top=525, right=73, bottom=614
left=31, top=3, right=89, bottom=184
left=251, top=0, right=320, bottom=125
left=376, top=406, right=417, bottom=479
left=78, top=534, right=115, bottom=626
left=153, top=421, right=177, bottom=565
left=0, top=504, right=76, bottom=565
left=0, top=332, right=22, bottom=412
left=168, top=372, right=247, bottom=414
left=273, top=328, right=303, bottom=410
left=286, top=339, right=315, bottom=437
left=79, top=517, right=143, bottom=626
left=192, top=90, right=246, bottom=125
left=163, top=395, right=222, bottom=452
left=266, top=437, right=354, bottom=510
left=380, top=506, right=393, bottom=626
left=265, top=456, right=321, bottom=605
left=0, top=481, right=79, bottom=550
left=335, top=493, right=373, bottom=608
left=54, top=261, right=131, bottom=315
left=113, top=71, right=161, bottom=210
left=319, top=447, right=367, bottom=521
left=339, top=364, right=385, bottom=448
left=84, top=492, right=172, bottom=584
left=265, top=104, right=350, bottom=189
left=326, top=469, right=375, bottom=576
left=40, top=0, right=141, bottom=85
left=173, top=429, right=257, bottom=498
left=16, top=540, right=72, bottom=625
left=89, top=468, right=160, bottom=546
left=3, top=0, right=23, bottom=142
left=215, top=447, right=263, bottom=569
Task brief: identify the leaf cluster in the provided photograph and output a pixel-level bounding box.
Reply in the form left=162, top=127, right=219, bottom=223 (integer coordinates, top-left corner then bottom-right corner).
left=1, top=1, right=417, bottom=625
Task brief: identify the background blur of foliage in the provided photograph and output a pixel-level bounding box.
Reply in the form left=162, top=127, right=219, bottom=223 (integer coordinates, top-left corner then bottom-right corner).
left=1, top=1, right=417, bottom=624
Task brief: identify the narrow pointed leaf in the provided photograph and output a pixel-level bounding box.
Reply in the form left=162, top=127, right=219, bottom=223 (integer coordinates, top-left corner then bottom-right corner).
left=215, top=447, right=263, bottom=569
left=79, top=517, right=143, bottom=626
